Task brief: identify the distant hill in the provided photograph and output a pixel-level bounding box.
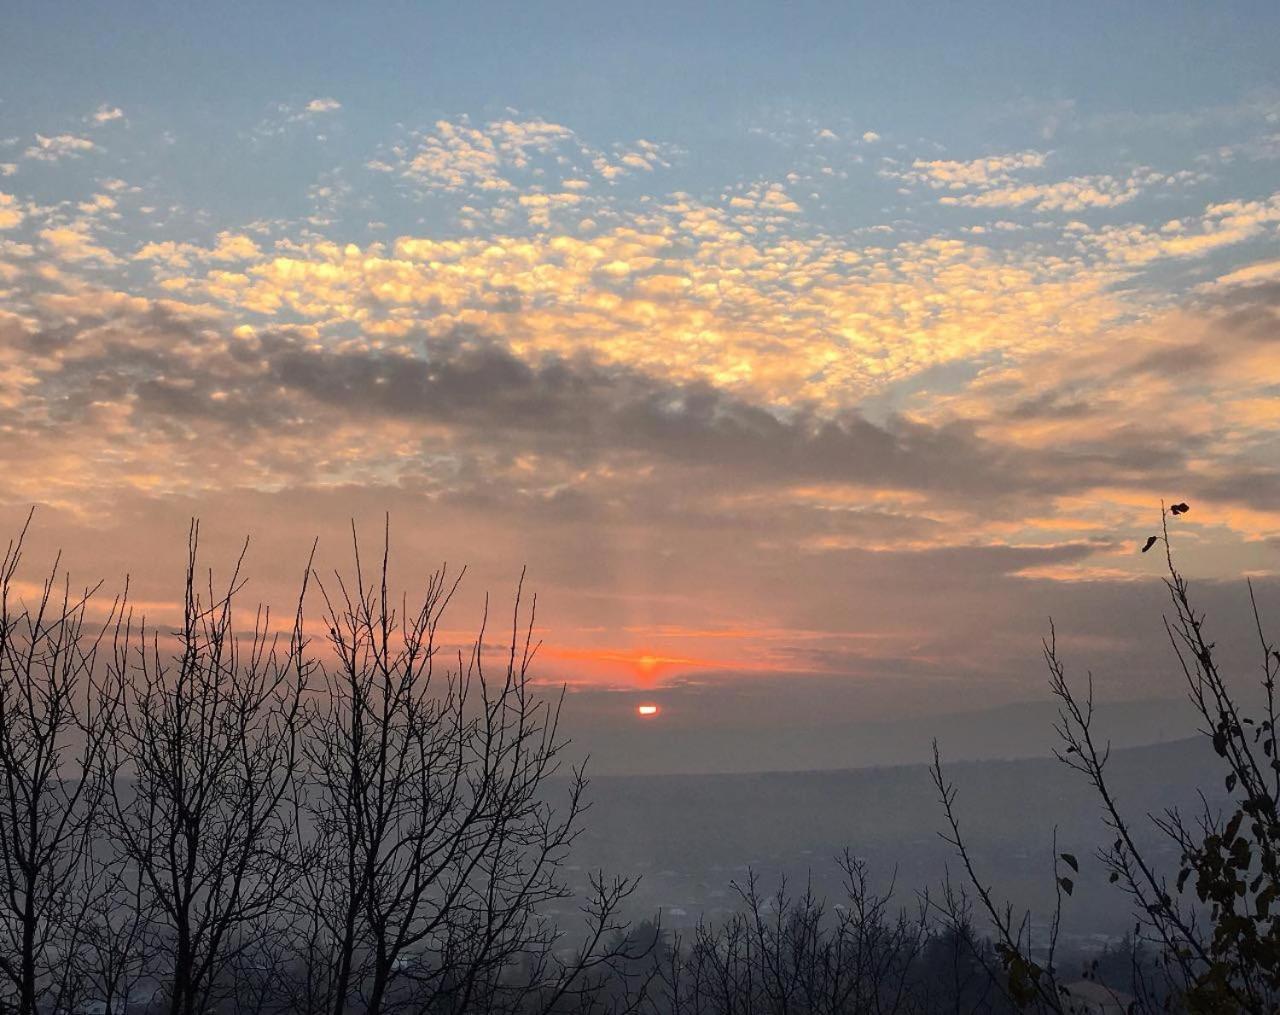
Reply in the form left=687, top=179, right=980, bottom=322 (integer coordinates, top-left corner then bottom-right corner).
left=562, top=695, right=1198, bottom=775
left=564, top=735, right=1223, bottom=940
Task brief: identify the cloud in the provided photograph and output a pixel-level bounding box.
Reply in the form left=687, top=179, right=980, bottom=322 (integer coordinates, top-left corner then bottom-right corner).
left=939, top=174, right=1145, bottom=212
left=139, top=221, right=1103, bottom=407
left=2, top=110, right=1278, bottom=599
left=384, top=116, right=678, bottom=195
left=0, top=270, right=1274, bottom=712
left=1087, top=193, right=1280, bottom=265
left=4, top=294, right=1050, bottom=501
left=727, top=182, right=801, bottom=215
left=23, top=134, right=96, bottom=162
left=256, top=338, right=1054, bottom=498
left=1209, top=259, right=1280, bottom=289
left=592, top=138, right=678, bottom=181
left=0, top=89, right=1278, bottom=732
left=15, top=285, right=1266, bottom=559
left=38, top=223, right=120, bottom=263
left=98, top=181, right=1270, bottom=437
left=134, top=231, right=262, bottom=269
left=92, top=105, right=124, bottom=124
left=396, top=116, right=574, bottom=193
left=0, top=193, right=23, bottom=230
left=517, top=191, right=583, bottom=228
left=886, top=150, right=1205, bottom=214
left=252, top=97, right=345, bottom=137
left=891, top=150, right=1047, bottom=189
left=9, top=288, right=1181, bottom=596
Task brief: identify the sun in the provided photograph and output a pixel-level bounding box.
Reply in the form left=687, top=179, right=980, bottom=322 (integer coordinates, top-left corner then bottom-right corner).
left=636, top=704, right=659, bottom=718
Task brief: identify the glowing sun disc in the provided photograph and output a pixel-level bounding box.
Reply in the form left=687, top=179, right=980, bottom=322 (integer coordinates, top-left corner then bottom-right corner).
left=637, top=704, right=659, bottom=717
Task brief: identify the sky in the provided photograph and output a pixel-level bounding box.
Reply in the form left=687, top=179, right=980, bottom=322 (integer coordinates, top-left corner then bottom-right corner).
left=1, top=2, right=1278, bottom=771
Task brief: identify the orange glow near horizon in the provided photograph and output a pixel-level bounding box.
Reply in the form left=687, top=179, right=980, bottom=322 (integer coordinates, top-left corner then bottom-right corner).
left=538, top=643, right=753, bottom=685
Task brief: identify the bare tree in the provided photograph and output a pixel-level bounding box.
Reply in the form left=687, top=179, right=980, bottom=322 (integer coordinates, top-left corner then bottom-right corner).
left=0, top=515, right=646, bottom=1015
left=68, top=861, right=151, bottom=1015
left=0, top=512, right=120, bottom=1015
left=289, top=523, right=644, bottom=1015
left=654, top=855, right=946, bottom=1015
left=103, top=523, right=311, bottom=1015
left=934, top=505, right=1280, bottom=1012
left=930, top=751, right=1071, bottom=1013
left=919, top=879, right=1005, bottom=1015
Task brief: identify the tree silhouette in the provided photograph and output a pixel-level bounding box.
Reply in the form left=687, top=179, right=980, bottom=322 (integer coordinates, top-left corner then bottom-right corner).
left=0, top=513, right=120, bottom=1015
left=101, top=524, right=311, bottom=1015
left=285, top=523, right=645, bottom=1015
left=935, top=504, right=1280, bottom=1012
